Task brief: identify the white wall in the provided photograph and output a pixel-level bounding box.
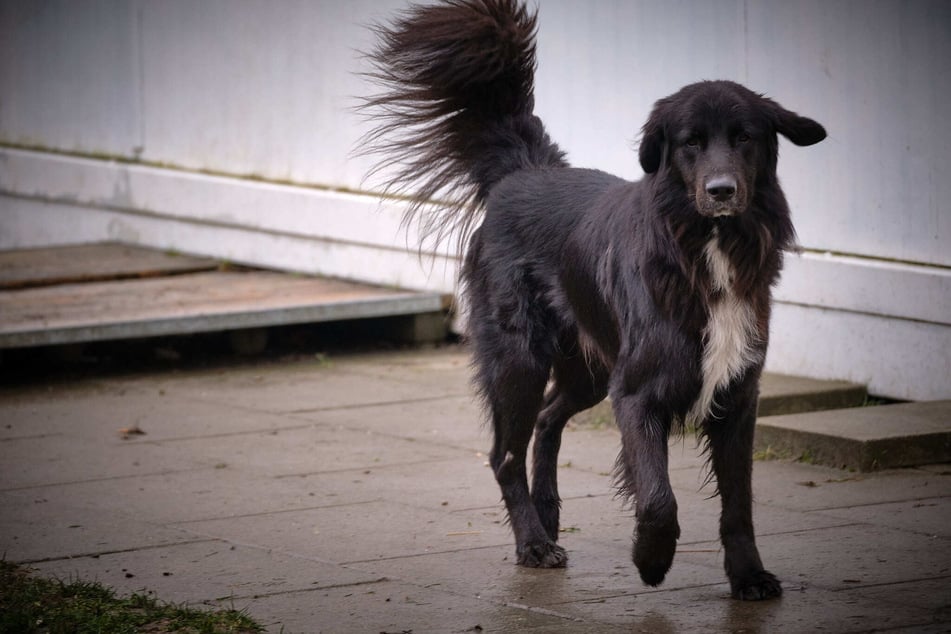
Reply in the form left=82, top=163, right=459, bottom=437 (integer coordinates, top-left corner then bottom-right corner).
left=1, top=0, right=948, bottom=399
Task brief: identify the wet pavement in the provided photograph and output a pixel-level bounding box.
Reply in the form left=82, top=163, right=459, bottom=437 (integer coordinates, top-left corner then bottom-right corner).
left=1, top=345, right=949, bottom=632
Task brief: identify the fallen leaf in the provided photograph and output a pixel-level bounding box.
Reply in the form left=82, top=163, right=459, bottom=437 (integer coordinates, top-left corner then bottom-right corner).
left=118, top=426, right=146, bottom=439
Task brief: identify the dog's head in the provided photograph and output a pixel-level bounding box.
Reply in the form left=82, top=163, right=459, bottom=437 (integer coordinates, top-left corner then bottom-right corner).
left=638, top=81, right=826, bottom=218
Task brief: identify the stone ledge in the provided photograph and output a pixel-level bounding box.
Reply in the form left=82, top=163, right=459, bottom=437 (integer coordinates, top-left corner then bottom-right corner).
left=757, top=373, right=867, bottom=416
left=754, top=400, right=951, bottom=472
left=570, top=373, right=869, bottom=430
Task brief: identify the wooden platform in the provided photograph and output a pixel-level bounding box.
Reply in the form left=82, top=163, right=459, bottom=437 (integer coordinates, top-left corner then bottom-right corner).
left=0, top=243, right=219, bottom=290
left=0, top=244, right=447, bottom=348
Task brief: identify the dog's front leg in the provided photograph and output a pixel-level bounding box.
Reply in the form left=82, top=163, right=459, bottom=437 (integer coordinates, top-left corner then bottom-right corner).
left=705, top=375, right=782, bottom=600
left=613, top=392, right=680, bottom=587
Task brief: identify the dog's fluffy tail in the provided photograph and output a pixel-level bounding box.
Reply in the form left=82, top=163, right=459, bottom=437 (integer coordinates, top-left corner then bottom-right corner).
left=359, top=0, right=567, bottom=252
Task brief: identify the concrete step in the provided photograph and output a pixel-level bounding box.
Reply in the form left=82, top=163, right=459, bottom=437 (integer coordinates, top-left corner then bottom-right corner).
left=757, top=373, right=867, bottom=416
left=755, top=400, right=951, bottom=472
left=572, top=373, right=868, bottom=430
left=568, top=375, right=951, bottom=472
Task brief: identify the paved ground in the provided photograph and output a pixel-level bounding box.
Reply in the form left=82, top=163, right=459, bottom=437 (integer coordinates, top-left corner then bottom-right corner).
left=1, top=345, right=949, bottom=632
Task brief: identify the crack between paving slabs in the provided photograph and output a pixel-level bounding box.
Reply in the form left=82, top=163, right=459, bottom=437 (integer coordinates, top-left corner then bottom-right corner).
left=338, top=542, right=512, bottom=566
left=282, top=391, right=472, bottom=416
left=12, top=537, right=221, bottom=566
left=168, top=498, right=384, bottom=525
left=119, top=422, right=317, bottom=445
left=826, top=572, right=951, bottom=595
left=111, top=403, right=482, bottom=455
left=538, top=580, right=731, bottom=608
left=0, top=432, right=65, bottom=443
left=210, top=575, right=391, bottom=603
left=802, top=493, right=951, bottom=513
left=271, top=455, right=472, bottom=479
left=0, top=466, right=212, bottom=492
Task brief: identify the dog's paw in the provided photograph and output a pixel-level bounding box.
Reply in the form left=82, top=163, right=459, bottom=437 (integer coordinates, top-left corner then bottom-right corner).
left=730, top=569, right=782, bottom=601
left=632, top=533, right=677, bottom=586
left=516, top=540, right=568, bottom=568
left=632, top=521, right=679, bottom=586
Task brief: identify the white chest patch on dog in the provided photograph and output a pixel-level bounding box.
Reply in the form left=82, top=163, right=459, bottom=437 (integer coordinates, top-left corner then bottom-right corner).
left=686, top=231, right=762, bottom=427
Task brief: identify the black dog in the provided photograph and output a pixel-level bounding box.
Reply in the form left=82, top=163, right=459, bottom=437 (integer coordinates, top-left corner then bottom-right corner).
left=362, top=0, right=825, bottom=600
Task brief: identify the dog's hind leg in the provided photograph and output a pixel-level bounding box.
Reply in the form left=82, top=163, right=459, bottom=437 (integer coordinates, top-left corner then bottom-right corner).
left=482, top=347, right=567, bottom=568
left=704, top=373, right=782, bottom=600
left=470, top=305, right=567, bottom=568
left=531, top=351, right=609, bottom=541
left=612, top=390, right=680, bottom=587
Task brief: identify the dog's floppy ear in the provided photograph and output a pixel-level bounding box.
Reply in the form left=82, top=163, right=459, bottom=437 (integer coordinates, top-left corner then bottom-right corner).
left=766, top=98, right=826, bottom=146
left=639, top=99, right=670, bottom=173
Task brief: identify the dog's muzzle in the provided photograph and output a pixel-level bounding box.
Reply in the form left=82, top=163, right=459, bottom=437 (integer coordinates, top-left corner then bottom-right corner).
left=701, top=174, right=745, bottom=217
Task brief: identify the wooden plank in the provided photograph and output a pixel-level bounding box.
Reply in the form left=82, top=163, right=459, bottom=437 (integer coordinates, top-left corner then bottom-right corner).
left=0, top=270, right=446, bottom=348
left=0, top=243, right=218, bottom=289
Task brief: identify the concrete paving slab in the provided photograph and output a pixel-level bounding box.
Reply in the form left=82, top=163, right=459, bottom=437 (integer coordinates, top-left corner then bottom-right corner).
left=0, top=432, right=206, bottom=490
left=678, top=523, right=951, bottom=592
left=664, top=435, right=712, bottom=471
left=814, top=496, right=951, bottom=539
left=531, top=426, right=624, bottom=477
left=283, top=454, right=513, bottom=514
left=175, top=500, right=515, bottom=566
left=874, top=621, right=951, bottom=634
left=745, top=460, right=951, bottom=512
left=317, top=346, right=475, bottom=394
left=0, top=489, right=205, bottom=562
left=4, top=345, right=951, bottom=632
left=0, top=388, right=317, bottom=443
left=345, top=541, right=727, bottom=608
left=538, top=578, right=943, bottom=633
left=145, top=423, right=472, bottom=479
left=0, top=466, right=375, bottom=526
left=523, top=427, right=710, bottom=480
left=844, top=575, right=951, bottom=614
left=303, top=394, right=490, bottom=452
left=0, top=377, right=140, bottom=407
left=28, top=540, right=380, bottom=606
left=556, top=484, right=854, bottom=549
left=756, top=400, right=951, bottom=471
left=109, top=356, right=468, bottom=415
left=224, top=577, right=611, bottom=634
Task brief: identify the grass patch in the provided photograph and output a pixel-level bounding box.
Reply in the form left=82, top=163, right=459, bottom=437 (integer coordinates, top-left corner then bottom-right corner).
left=0, top=561, right=263, bottom=633
left=752, top=445, right=790, bottom=461
left=863, top=395, right=900, bottom=407
left=797, top=448, right=818, bottom=464
left=313, top=352, right=334, bottom=368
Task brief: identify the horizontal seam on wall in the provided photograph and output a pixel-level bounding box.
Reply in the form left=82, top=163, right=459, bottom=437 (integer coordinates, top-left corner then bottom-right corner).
left=773, top=299, right=950, bottom=328
left=0, top=189, right=457, bottom=264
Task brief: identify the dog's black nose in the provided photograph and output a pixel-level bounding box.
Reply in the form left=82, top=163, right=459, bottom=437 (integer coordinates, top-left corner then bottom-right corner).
left=706, top=176, right=737, bottom=202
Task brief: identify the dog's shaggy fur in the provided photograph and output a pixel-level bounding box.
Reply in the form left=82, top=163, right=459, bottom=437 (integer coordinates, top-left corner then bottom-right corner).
left=361, top=0, right=826, bottom=600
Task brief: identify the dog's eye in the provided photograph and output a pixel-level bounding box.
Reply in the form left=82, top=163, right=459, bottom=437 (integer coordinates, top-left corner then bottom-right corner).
left=685, top=136, right=701, bottom=147
left=736, top=132, right=751, bottom=143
